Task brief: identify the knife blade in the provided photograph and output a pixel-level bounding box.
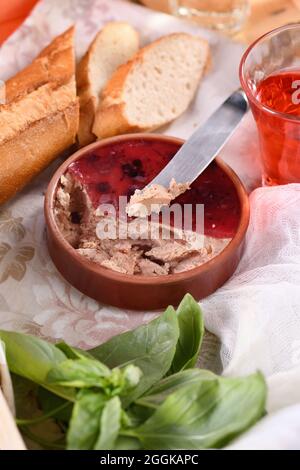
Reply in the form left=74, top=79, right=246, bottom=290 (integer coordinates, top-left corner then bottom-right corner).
left=149, top=89, right=249, bottom=188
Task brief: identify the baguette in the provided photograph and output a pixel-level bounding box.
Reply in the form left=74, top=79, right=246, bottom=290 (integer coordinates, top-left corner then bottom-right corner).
left=92, top=33, right=210, bottom=139
left=77, top=22, right=139, bottom=147
left=0, top=27, right=79, bottom=205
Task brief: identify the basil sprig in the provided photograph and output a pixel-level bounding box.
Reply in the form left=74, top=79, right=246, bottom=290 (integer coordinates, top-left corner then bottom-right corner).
left=0, top=294, right=267, bottom=450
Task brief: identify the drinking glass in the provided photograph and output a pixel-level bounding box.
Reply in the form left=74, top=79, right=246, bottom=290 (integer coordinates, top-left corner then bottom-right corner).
left=240, top=24, right=300, bottom=186
left=169, top=0, right=250, bottom=32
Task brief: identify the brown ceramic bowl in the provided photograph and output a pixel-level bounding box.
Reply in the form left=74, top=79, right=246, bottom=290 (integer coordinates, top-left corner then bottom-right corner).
left=45, top=134, right=249, bottom=311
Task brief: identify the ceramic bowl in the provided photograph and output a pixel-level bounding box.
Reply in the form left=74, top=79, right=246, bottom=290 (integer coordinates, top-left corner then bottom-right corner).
left=45, top=134, right=249, bottom=310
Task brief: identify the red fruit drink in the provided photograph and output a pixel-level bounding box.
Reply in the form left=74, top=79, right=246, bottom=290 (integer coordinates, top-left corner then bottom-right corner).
left=254, top=71, right=300, bottom=185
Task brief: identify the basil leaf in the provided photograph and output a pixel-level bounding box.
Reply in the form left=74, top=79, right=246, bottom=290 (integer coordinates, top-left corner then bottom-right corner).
left=114, top=436, right=142, bottom=450
left=67, top=390, right=106, bottom=450
left=38, top=388, right=73, bottom=423
left=138, top=369, right=216, bottom=408
left=89, top=306, right=179, bottom=404
left=170, top=294, right=204, bottom=374
left=134, top=372, right=266, bottom=450
left=127, top=403, right=153, bottom=427
left=47, top=358, right=110, bottom=388
left=55, top=342, right=93, bottom=360
left=107, top=365, right=142, bottom=397
left=0, top=330, right=74, bottom=401
left=11, top=374, right=67, bottom=449
left=94, top=396, right=121, bottom=450
left=11, top=374, right=40, bottom=421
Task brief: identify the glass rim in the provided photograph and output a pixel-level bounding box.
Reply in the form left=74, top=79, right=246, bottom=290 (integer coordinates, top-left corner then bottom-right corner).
left=239, top=23, right=300, bottom=123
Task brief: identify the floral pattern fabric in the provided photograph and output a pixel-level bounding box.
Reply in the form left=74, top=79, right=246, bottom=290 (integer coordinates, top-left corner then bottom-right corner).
left=0, top=0, right=247, bottom=353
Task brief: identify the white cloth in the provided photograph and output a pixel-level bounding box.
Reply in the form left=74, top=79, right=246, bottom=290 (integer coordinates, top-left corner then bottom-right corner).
left=227, top=403, right=300, bottom=450
left=202, top=185, right=300, bottom=449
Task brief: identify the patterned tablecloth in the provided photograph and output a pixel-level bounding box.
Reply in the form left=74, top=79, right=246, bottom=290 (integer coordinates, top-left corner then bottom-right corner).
left=0, top=0, right=260, bottom=353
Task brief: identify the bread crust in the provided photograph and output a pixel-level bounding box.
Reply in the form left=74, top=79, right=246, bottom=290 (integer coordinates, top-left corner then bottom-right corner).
left=0, top=27, right=79, bottom=205
left=76, top=22, right=139, bottom=147
left=0, top=80, right=76, bottom=146
left=92, top=33, right=209, bottom=139
left=93, top=103, right=145, bottom=138
left=5, top=27, right=75, bottom=104
left=76, top=39, right=95, bottom=147
left=0, top=102, right=79, bottom=204
left=77, top=96, right=97, bottom=147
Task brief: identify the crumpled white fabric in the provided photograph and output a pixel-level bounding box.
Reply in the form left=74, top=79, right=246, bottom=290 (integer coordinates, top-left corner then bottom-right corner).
left=201, top=184, right=300, bottom=449
left=227, top=403, right=300, bottom=450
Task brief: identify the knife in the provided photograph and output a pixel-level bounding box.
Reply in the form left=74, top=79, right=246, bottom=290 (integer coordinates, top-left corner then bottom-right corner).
left=149, top=89, right=249, bottom=188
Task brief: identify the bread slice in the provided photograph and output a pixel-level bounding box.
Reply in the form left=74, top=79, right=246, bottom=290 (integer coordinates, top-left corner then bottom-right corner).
left=0, top=27, right=79, bottom=205
left=77, top=22, right=139, bottom=147
left=92, top=33, right=210, bottom=139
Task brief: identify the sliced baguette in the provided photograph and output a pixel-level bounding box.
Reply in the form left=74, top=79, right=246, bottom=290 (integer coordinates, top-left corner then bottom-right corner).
left=0, top=27, right=79, bottom=205
left=92, top=33, right=210, bottom=139
left=77, top=22, right=139, bottom=147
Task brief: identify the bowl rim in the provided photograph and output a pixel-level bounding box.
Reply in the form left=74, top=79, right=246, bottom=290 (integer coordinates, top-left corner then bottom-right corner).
left=45, top=133, right=250, bottom=286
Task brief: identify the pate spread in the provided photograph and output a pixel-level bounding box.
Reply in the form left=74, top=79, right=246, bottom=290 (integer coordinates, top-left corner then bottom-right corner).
left=126, top=179, right=190, bottom=217
left=54, top=173, right=231, bottom=276
left=54, top=139, right=240, bottom=276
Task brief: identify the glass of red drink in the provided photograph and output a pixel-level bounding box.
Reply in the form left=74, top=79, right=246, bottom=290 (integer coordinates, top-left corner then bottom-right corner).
left=240, top=24, right=300, bottom=186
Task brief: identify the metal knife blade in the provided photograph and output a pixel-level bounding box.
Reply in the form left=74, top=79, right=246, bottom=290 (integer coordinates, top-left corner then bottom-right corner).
left=149, top=89, right=249, bottom=188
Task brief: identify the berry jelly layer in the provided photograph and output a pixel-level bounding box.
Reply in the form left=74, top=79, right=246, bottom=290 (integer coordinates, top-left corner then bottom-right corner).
left=68, top=139, right=240, bottom=239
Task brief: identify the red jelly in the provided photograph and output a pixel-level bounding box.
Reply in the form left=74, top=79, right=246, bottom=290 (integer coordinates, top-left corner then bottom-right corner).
left=68, top=139, right=240, bottom=239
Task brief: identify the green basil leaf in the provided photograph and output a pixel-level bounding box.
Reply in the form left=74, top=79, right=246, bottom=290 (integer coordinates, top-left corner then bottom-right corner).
left=94, top=396, right=121, bottom=450
left=120, top=365, right=143, bottom=396
left=55, top=342, right=94, bottom=360
left=38, top=387, right=73, bottom=423
left=113, top=436, right=142, bottom=450
left=47, top=358, right=110, bottom=388
left=106, top=365, right=142, bottom=397
left=11, top=374, right=40, bottom=421
left=0, top=330, right=75, bottom=401
left=11, top=374, right=67, bottom=449
left=134, top=372, right=266, bottom=450
left=67, top=390, right=106, bottom=450
left=138, top=369, right=216, bottom=408
left=89, top=306, right=179, bottom=404
left=127, top=403, right=154, bottom=426
left=170, top=294, right=204, bottom=374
